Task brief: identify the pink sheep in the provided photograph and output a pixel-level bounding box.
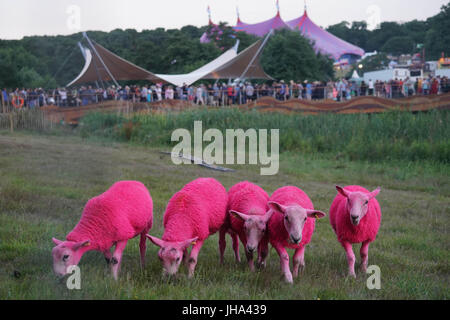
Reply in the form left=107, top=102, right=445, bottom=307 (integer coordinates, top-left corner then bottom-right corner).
left=147, top=177, right=228, bottom=278
left=219, top=181, right=272, bottom=271
left=329, top=185, right=381, bottom=277
left=267, top=186, right=326, bottom=283
left=51, top=181, right=153, bottom=280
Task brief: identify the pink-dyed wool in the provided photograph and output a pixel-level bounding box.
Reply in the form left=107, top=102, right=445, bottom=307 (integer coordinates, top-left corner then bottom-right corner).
left=161, top=178, right=228, bottom=242
left=329, top=185, right=381, bottom=244
left=228, top=181, right=270, bottom=236
left=67, top=181, right=153, bottom=251
left=268, top=186, right=316, bottom=249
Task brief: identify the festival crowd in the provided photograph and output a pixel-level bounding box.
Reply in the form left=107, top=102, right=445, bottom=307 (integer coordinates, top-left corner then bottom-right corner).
left=1, top=75, right=449, bottom=110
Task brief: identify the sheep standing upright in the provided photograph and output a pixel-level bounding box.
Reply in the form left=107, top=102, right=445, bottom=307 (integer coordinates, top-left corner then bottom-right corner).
left=51, top=181, right=153, bottom=280
left=329, top=185, right=381, bottom=277
left=219, top=181, right=272, bottom=271
left=267, top=186, right=326, bottom=283
left=147, top=178, right=228, bottom=278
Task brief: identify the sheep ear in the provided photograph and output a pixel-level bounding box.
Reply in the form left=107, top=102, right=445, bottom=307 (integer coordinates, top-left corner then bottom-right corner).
left=267, top=201, right=287, bottom=214
left=52, top=237, right=63, bottom=246
left=146, top=235, right=165, bottom=248
left=180, top=237, right=198, bottom=249
left=72, top=240, right=91, bottom=251
left=368, top=187, right=381, bottom=199
left=264, top=209, right=274, bottom=221
left=229, top=210, right=249, bottom=221
left=306, top=209, right=326, bottom=219
left=336, top=185, right=349, bottom=198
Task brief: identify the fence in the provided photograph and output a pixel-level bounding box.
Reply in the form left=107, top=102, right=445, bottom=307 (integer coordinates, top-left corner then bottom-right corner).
left=2, top=79, right=450, bottom=112
left=0, top=109, right=54, bottom=132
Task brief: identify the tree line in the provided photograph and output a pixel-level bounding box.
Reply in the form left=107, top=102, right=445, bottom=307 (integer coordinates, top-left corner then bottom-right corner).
left=0, top=3, right=448, bottom=89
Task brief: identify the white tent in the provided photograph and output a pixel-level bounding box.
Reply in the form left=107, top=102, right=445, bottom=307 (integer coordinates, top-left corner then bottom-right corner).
left=155, top=41, right=240, bottom=87
left=67, top=33, right=272, bottom=87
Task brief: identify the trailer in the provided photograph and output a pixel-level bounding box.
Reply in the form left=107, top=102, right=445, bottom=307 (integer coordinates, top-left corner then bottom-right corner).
left=363, top=68, right=422, bottom=82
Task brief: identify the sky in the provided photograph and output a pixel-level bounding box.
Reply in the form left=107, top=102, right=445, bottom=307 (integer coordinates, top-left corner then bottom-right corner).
left=0, top=0, right=448, bottom=40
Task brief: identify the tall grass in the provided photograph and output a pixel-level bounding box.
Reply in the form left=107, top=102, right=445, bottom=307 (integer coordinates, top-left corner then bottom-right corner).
left=79, top=108, right=450, bottom=163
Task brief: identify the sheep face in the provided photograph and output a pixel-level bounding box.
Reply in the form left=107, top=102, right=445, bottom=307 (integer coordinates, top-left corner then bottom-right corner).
left=51, top=238, right=91, bottom=276
left=230, top=210, right=273, bottom=253
left=146, top=235, right=197, bottom=276
left=268, top=202, right=326, bottom=245
left=336, top=186, right=380, bottom=226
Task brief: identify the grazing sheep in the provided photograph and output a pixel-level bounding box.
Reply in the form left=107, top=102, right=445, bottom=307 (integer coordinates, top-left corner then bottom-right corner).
left=219, top=181, right=272, bottom=271
left=267, top=186, right=326, bottom=283
left=329, top=185, right=381, bottom=277
left=147, top=177, right=228, bottom=278
left=51, top=181, right=153, bottom=280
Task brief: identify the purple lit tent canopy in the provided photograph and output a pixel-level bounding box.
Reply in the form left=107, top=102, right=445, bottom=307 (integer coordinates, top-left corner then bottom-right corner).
left=201, top=2, right=365, bottom=61
left=290, top=10, right=364, bottom=60
left=234, top=9, right=290, bottom=37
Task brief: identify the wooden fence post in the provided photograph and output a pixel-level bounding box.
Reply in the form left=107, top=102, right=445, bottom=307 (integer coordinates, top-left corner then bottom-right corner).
left=9, top=112, right=14, bottom=133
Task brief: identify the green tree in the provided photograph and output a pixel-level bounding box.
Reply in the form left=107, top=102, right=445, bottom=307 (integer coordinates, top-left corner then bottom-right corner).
left=381, top=36, right=415, bottom=55
left=260, top=29, right=334, bottom=82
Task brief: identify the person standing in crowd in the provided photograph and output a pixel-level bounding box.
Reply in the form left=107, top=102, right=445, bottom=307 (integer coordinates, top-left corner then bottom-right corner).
left=155, top=84, right=162, bottom=101
left=297, top=82, right=304, bottom=99
left=141, top=86, right=148, bottom=102
left=360, top=81, right=367, bottom=96
left=368, top=79, right=374, bottom=96
left=305, top=80, right=312, bottom=100
left=246, top=82, right=254, bottom=103
left=58, top=87, right=67, bottom=107
left=213, top=82, right=220, bottom=106
left=422, top=78, right=430, bottom=95
left=196, top=85, right=204, bottom=105
left=165, top=85, right=174, bottom=100
left=226, top=84, right=233, bottom=105
left=2, top=88, right=8, bottom=112
left=431, top=77, right=439, bottom=95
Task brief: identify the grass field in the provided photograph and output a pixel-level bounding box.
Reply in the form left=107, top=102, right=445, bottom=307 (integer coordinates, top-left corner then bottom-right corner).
left=0, top=126, right=448, bottom=299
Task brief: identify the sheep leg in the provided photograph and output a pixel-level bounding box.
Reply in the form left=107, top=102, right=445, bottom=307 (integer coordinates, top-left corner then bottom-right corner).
left=183, top=248, right=190, bottom=265
left=342, top=241, right=356, bottom=278
left=257, top=237, right=269, bottom=269
left=104, top=249, right=112, bottom=265
left=359, top=241, right=370, bottom=273
left=139, top=232, right=147, bottom=269
left=218, top=227, right=226, bottom=264
left=231, top=233, right=241, bottom=263
left=293, top=246, right=305, bottom=278
left=187, top=240, right=204, bottom=278
left=273, top=243, right=293, bottom=284
left=111, top=240, right=127, bottom=280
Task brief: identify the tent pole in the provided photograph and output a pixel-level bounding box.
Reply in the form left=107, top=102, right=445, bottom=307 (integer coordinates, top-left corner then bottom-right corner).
left=239, top=30, right=273, bottom=80
left=83, top=32, right=120, bottom=88
left=90, top=47, right=108, bottom=90
left=78, top=42, right=86, bottom=60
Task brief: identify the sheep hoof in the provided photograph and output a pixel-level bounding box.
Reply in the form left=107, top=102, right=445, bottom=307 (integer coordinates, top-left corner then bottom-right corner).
left=105, top=258, right=111, bottom=265
left=111, top=257, right=118, bottom=265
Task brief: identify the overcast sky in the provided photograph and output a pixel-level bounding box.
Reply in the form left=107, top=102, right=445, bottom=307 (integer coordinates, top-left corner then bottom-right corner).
left=0, top=0, right=448, bottom=40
